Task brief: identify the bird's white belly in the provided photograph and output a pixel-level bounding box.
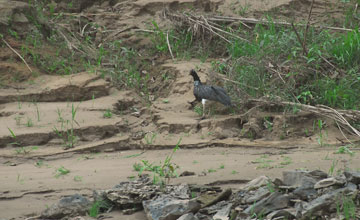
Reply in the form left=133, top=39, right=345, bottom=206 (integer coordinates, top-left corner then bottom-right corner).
left=202, top=99, right=207, bottom=105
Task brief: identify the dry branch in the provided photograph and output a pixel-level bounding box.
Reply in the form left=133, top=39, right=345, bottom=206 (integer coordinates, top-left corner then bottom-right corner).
left=2, top=39, right=33, bottom=73
left=166, top=31, right=175, bottom=61
left=210, top=16, right=356, bottom=32
left=248, top=98, right=360, bottom=138
left=164, top=11, right=249, bottom=43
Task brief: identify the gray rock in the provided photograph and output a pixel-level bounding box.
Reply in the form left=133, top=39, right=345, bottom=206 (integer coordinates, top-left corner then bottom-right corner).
left=302, top=184, right=358, bottom=218
left=143, top=195, right=201, bottom=220
left=41, top=194, right=91, bottom=219
left=99, top=175, right=158, bottom=207
left=213, top=203, right=232, bottom=220
left=0, top=0, right=29, bottom=26
left=344, top=171, right=360, bottom=184
left=244, top=192, right=290, bottom=215
left=293, top=186, right=317, bottom=201
left=282, top=170, right=325, bottom=188
left=266, top=209, right=295, bottom=220
left=200, top=200, right=228, bottom=215
left=194, top=212, right=212, bottom=220
left=198, top=188, right=232, bottom=208
left=241, top=176, right=270, bottom=191
left=177, top=213, right=199, bottom=220
left=244, top=186, right=271, bottom=204
left=314, top=177, right=346, bottom=189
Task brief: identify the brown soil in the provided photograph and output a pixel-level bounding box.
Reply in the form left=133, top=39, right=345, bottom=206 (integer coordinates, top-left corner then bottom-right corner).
left=0, top=0, right=359, bottom=219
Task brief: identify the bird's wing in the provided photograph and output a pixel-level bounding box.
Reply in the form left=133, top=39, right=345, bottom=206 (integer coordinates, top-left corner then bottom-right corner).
left=195, top=85, right=231, bottom=106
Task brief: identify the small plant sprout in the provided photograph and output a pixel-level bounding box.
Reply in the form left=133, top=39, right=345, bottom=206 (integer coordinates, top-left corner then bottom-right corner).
left=162, top=99, right=169, bottom=103
left=73, top=175, right=83, bottom=182
left=26, top=118, right=34, bottom=127
left=103, top=109, right=113, bottom=118
left=34, top=102, right=41, bottom=122
left=8, top=127, right=20, bottom=146
left=219, top=164, right=225, bottom=169
left=56, top=108, right=64, bottom=122
left=231, top=170, right=238, bottom=174
left=144, top=132, right=157, bottom=145
left=17, top=173, right=25, bottom=185
left=208, top=168, right=217, bottom=173
left=328, top=159, right=339, bottom=176
left=55, top=166, right=70, bottom=178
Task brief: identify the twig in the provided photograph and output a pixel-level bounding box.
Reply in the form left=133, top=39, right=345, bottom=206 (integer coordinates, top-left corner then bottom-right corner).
left=166, top=31, right=175, bottom=61
left=335, top=121, right=353, bottom=145
left=303, top=0, right=315, bottom=56
left=2, top=39, right=32, bottom=73
left=291, top=22, right=307, bottom=55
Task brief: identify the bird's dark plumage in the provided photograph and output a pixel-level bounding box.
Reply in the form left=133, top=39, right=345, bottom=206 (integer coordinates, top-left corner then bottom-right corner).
left=189, top=69, right=231, bottom=118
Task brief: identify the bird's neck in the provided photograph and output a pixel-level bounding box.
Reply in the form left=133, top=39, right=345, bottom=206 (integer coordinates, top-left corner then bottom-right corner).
left=194, top=80, right=201, bottom=86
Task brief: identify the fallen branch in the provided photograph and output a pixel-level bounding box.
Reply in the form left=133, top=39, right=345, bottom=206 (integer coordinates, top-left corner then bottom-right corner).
left=210, top=16, right=356, bottom=32
left=248, top=98, right=360, bottom=138
left=2, top=38, right=33, bottom=73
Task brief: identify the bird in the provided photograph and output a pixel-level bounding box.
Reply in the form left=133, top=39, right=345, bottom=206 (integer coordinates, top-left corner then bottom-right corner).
left=189, top=69, right=231, bottom=119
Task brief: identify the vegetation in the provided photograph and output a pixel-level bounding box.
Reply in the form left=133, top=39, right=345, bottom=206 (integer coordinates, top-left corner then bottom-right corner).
left=134, top=138, right=182, bottom=186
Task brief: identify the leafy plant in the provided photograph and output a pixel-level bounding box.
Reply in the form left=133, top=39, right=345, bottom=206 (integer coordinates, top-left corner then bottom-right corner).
left=136, top=138, right=182, bottom=186
left=89, top=200, right=112, bottom=218
left=103, top=109, right=113, bottom=118
left=335, top=145, right=354, bottom=156
left=55, top=166, right=70, bottom=178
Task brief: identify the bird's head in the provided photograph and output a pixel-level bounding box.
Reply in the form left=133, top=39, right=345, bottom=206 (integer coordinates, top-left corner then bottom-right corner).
left=190, top=69, right=201, bottom=82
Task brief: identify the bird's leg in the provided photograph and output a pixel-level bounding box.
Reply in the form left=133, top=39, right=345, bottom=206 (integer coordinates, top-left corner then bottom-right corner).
left=201, top=99, right=206, bottom=120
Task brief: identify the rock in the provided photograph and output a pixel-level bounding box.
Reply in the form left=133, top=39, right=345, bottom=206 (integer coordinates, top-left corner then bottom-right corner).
left=180, top=171, right=196, bottom=177
left=94, top=175, right=157, bottom=209
left=314, top=176, right=346, bottom=189
left=266, top=209, right=295, bottom=220
left=0, top=0, right=30, bottom=26
left=165, top=184, right=191, bottom=200
left=293, top=186, right=317, bottom=201
left=282, top=170, right=326, bottom=188
left=143, top=195, right=201, bottom=220
left=344, top=171, right=360, bottom=184
left=244, top=186, right=271, bottom=204
left=244, top=192, right=291, bottom=215
left=302, top=184, right=358, bottom=218
left=178, top=213, right=199, bottom=220
left=213, top=203, right=232, bottom=220
left=241, top=175, right=271, bottom=191
left=41, top=194, right=91, bottom=219
left=198, top=188, right=232, bottom=208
